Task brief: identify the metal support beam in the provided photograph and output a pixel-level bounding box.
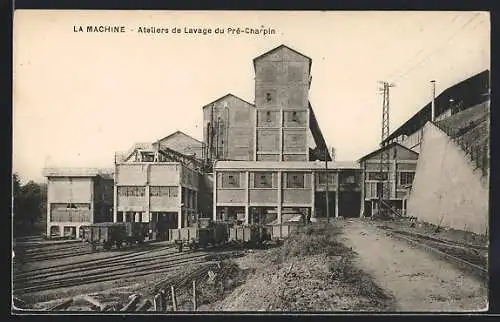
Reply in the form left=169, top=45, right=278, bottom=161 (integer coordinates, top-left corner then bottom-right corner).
left=245, top=171, right=250, bottom=225
left=178, top=186, right=183, bottom=229
left=213, top=172, right=217, bottom=221
left=277, top=171, right=282, bottom=224
left=311, top=171, right=315, bottom=218
left=113, top=185, right=118, bottom=223
left=335, top=174, right=339, bottom=218
left=360, top=165, right=365, bottom=218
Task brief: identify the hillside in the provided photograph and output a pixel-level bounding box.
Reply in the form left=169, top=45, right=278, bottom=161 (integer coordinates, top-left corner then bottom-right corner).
left=435, top=100, right=490, bottom=177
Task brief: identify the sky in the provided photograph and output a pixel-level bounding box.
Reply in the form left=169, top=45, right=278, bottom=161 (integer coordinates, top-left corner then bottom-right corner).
left=13, top=10, right=490, bottom=184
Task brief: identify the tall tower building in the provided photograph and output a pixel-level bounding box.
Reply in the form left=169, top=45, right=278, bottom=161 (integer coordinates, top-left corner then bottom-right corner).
left=253, top=45, right=312, bottom=162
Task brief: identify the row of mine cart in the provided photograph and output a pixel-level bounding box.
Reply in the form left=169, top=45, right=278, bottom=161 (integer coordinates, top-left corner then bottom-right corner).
left=78, top=218, right=305, bottom=252
left=168, top=218, right=304, bottom=252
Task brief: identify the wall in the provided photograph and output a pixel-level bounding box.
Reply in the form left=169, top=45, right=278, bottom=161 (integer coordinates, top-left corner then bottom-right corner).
left=216, top=171, right=247, bottom=204
left=115, top=163, right=182, bottom=212
left=48, top=177, right=93, bottom=203
left=203, top=94, right=255, bottom=161
left=407, top=122, right=489, bottom=235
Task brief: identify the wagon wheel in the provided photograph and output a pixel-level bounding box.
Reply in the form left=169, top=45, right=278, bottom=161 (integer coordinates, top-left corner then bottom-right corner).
left=115, top=241, right=122, bottom=249
left=103, top=241, right=111, bottom=250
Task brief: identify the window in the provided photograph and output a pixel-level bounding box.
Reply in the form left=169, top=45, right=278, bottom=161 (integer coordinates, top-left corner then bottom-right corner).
left=284, top=111, right=306, bottom=126
left=150, top=186, right=177, bottom=197
left=118, top=186, right=145, bottom=197
left=266, top=93, right=272, bottom=102
left=254, top=172, right=273, bottom=188
left=393, top=148, right=397, bottom=159
left=266, top=111, right=272, bottom=122
left=343, top=175, right=355, bottom=184
left=318, top=173, right=334, bottom=185
left=399, top=172, right=415, bottom=185
left=367, top=172, right=388, bottom=181
left=286, top=172, right=305, bottom=188
left=222, top=172, right=240, bottom=188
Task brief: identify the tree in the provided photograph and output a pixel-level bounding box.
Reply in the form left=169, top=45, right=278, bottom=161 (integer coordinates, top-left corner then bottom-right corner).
left=12, top=173, right=21, bottom=218
left=13, top=173, right=46, bottom=236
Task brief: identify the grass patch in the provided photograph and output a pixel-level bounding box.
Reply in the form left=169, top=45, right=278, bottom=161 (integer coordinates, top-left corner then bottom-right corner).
left=230, top=223, right=397, bottom=311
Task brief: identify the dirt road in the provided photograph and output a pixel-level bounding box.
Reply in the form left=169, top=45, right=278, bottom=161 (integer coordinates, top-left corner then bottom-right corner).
left=340, top=219, right=488, bottom=312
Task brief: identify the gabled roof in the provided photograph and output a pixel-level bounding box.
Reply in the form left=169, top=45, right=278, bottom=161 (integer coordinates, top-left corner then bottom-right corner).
left=358, top=142, right=419, bottom=162
left=155, top=130, right=203, bottom=146
left=253, top=44, right=312, bottom=71
left=201, top=93, right=255, bottom=110
left=383, top=69, right=490, bottom=144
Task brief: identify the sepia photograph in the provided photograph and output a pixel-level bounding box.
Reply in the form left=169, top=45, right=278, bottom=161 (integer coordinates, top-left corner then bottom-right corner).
left=12, top=10, right=490, bottom=313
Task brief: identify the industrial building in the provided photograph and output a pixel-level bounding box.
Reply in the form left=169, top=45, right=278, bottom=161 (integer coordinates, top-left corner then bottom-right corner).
left=359, top=143, right=418, bottom=217
left=112, top=131, right=209, bottom=240
left=382, top=70, right=490, bottom=153
left=359, top=69, right=490, bottom=220
left=210, top=45, right=363, bottom=222
left=42, top=45, right=489, bottom=239
left=43, top=168, right=114, bottom=238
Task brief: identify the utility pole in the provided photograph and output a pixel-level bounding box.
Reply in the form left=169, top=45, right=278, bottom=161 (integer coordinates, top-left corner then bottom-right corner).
left=431, top=80, right=436, bottom=122
left=324, top=147, right=330, bottom=223
left=377, top=81, right=395, bottom=216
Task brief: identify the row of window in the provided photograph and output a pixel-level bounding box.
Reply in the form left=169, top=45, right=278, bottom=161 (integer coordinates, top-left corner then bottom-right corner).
left=223, top=172, right=304, bottom=189
left=150, top=186, right=179, bottom=197
left=258, top=110, right=307, bottom=125
left=221, top=172, right=358, bottom=189
left=118, top=186, right=179, bottom=198
left=365, top=171, right=415, bottom=185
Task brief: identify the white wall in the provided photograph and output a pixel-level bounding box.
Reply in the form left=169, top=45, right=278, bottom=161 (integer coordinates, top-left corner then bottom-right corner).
left=407, top=122, right=489, bottom=235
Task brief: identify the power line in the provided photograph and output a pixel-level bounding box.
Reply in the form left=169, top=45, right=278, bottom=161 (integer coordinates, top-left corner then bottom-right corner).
left=390, top=13, right=483, bottom=83
left=385, top=14, right=462, bottom=81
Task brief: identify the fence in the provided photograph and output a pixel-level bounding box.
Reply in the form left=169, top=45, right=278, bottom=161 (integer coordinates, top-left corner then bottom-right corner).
left=433, top=120, right=489, bottom=178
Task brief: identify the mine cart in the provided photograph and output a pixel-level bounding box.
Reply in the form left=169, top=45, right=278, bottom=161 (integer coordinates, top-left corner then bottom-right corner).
left=229, top=224, right=271, bottom=246
left=168, top=220, right=229, bottom=252
left=268, top=222, right=303, bottom=240
left=81, top=222, right=147, bottom=251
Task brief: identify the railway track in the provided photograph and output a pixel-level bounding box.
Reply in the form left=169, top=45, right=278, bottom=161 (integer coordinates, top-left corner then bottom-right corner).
left=15, top=247, right=192, bottom=285
left=15, top=244, right=94, bottom=262
left=14, top=242, right=243, bottom=295
left=378, top=225, right=488, bottom=282
left=15, top=245, right=173, bottom=279
left=14, top=251, right=210, bottom=294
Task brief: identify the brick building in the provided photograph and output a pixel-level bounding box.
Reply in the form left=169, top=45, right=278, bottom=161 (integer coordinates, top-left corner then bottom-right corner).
left=210, top=45, right=363, bottom=222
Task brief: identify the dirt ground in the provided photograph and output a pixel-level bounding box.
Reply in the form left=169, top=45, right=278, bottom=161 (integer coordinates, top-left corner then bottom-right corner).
left=14, top=220, right=489, bottom=313
left=340, top=219, right=488, bottom=312
left=200, top=220, right=488, bottom=312
left=204, top=225, right=397, bottom=312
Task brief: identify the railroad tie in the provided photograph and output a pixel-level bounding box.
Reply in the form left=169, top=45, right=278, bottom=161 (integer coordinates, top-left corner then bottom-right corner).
left=120, top=294, right=142, bottom=312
